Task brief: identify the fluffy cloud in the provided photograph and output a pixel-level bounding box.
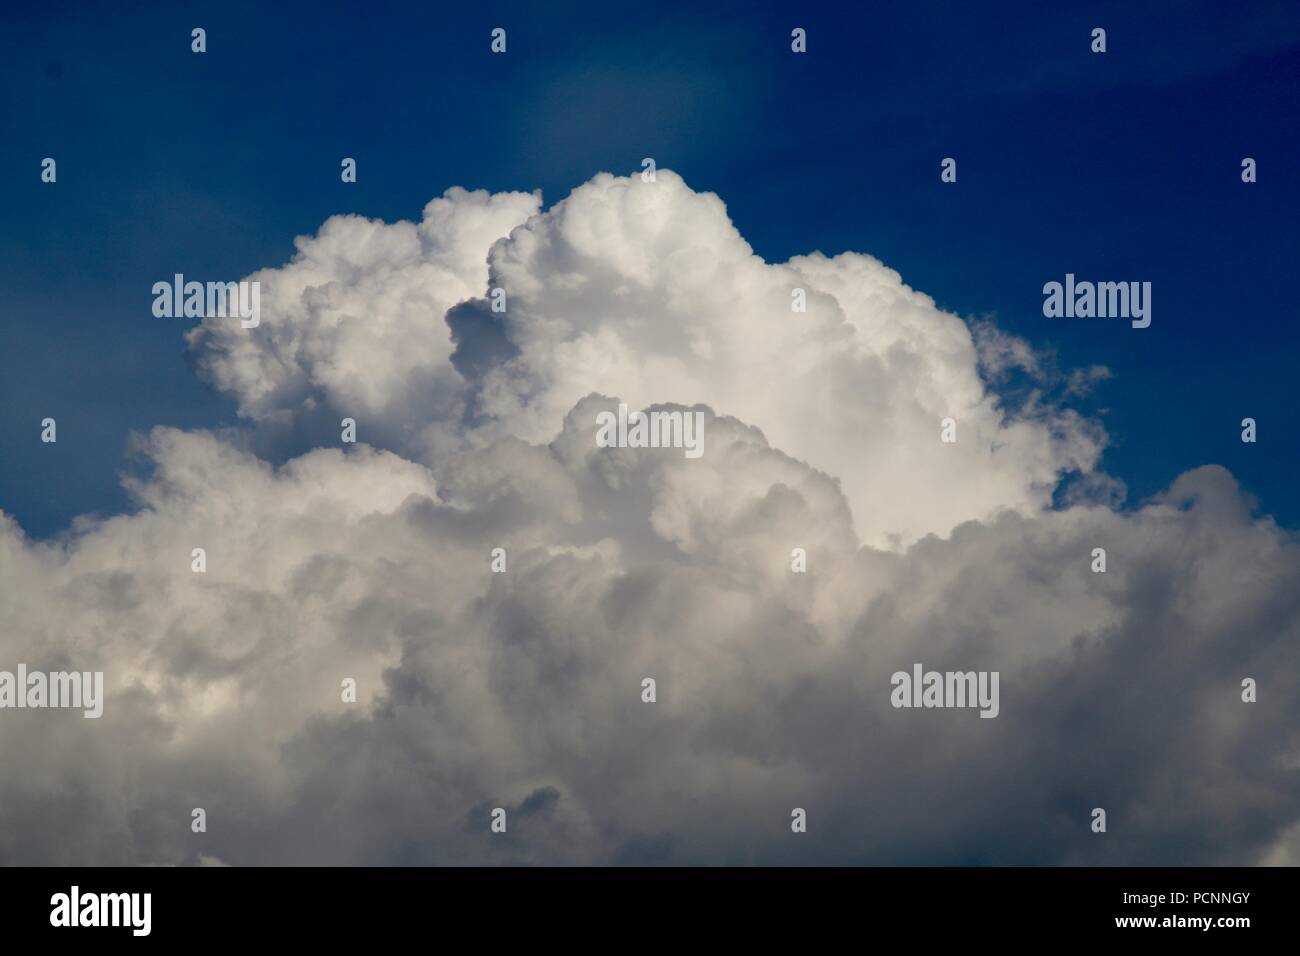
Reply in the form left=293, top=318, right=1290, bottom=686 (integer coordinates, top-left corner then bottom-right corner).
left=2, top=171, right=1296, bottom=865
left=192, top=171, right=1102, bottom=548
left=188, top=186, right=541, bottom=451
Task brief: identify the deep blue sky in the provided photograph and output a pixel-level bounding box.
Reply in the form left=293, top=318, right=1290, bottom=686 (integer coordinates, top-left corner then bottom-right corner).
left=2, top=0, right=1298, bottom=538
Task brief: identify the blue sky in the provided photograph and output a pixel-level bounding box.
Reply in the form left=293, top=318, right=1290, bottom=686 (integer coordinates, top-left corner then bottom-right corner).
left=3, top=0, right=1298, bottom=538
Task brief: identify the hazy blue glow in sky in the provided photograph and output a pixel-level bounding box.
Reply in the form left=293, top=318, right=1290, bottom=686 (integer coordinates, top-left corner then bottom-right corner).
left=2, top=0, right=1297, bottom=537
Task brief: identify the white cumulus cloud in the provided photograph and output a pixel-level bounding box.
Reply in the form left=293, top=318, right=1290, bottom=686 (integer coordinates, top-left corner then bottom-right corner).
left=1, top=170, right=1296, bottom=865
